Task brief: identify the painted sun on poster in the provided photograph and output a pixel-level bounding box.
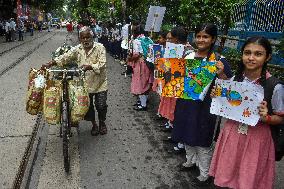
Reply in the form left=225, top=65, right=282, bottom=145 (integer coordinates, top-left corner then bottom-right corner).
left=210, top=78, right=264, bottom=126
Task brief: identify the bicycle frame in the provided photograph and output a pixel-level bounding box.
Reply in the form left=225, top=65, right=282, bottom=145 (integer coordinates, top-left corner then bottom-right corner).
left=47, top=67, right=84, bottom=173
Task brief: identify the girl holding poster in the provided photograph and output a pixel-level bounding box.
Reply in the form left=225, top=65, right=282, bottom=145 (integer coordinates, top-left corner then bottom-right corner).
left=171, top=23, right=232, bottom=187
left=209, top=37, right=284, bottom=189
left=128, top=24, right=153, bottom=111
left=158, top=27, right=190, bottom=135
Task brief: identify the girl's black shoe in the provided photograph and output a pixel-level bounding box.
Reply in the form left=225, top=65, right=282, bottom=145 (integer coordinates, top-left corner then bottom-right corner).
left=190, top=176, right=213, bottom=188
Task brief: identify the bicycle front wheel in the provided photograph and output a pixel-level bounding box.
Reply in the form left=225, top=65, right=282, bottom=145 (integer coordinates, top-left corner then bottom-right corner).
left=62, top=101, right=70, bottom=173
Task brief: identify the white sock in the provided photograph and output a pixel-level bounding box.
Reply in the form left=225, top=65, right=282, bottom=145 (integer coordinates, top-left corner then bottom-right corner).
left=139, top=95, right=147, bottom=107
left=182, top=161, right=194, bottom=168
left=177, top=142, right=184, bottom=149
left=168, top=120, right=173, bottom=128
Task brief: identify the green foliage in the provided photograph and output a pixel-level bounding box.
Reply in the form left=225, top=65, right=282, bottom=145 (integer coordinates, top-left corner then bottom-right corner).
left=179, top=0, right=238, bottom=30
left=222, top=48, right=241, bottom=72
left=34, top=0, right=65, bottom=14
left=277, top=32, right=284, bottom=58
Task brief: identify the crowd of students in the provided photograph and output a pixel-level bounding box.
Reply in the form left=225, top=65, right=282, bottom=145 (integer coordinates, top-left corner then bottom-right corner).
left=74, top=17, right=284, bottom=188
left=101, top=21, right=283, bottom=189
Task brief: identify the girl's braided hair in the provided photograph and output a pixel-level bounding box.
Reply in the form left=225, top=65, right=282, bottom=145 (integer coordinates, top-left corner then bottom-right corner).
left=235, top=36, right=272, bottom=86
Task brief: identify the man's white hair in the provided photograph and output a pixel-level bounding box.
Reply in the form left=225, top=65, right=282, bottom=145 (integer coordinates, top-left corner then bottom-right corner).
left=79, top=26, right=94, bottom=37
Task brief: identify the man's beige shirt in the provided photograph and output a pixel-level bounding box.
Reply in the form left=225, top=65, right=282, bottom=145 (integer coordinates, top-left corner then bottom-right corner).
left=54, top=42, right=107, bottom=93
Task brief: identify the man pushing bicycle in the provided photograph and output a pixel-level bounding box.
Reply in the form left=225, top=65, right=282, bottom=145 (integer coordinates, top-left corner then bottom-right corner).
left=44, top=26, right=108, bottom=136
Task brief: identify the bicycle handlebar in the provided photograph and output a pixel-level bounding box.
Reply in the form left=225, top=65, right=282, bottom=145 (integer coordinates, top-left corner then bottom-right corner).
left=47, top=68, right=85, bottom=73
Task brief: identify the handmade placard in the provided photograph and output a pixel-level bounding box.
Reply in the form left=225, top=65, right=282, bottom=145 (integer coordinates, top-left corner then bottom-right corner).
left=154, top=58, right=216, bottom=100
left=145, top=6, right=166, bottom=32
left=154, top=58, right=171, bottom=80
left=146, top=44, right=163, bottom=63
left=153, top=58, right=185, bottom=97
left=153, top=44, right=163, bottom=59
left=154, top=58, right=170, bottom=95
left=164, top=42, right=184, bottom=58
left=162, top=58, right=186, bottom=97
left=146, top=45, right=154, bottom=62
left=183, top=59, right=217, bottom=100
left=210, top=78, right=264, bottom=126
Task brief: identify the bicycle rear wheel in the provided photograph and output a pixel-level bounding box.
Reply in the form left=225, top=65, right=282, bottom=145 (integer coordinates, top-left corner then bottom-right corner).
left=62, top=101, right=70, bottom=173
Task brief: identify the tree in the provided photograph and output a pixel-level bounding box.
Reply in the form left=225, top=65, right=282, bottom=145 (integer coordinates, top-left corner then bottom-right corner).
left=178, top=0, right=239, bottom=52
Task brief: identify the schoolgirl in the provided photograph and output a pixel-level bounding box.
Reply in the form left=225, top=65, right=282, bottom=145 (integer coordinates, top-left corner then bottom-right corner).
left=209, top=36, right=284, bottom=189
left=127, top=24, right=153, bottom=111
left=171, top=23, right=232, bottom=187
left=158, top=27, right=191, bottom=131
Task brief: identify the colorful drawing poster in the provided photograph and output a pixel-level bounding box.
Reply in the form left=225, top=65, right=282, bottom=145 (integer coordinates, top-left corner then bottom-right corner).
left=147, top=44, right=163, bottom=63
left=164, top=42, right=184, bottom=58
left=162, top=59, right=186, bottom=98
left=154, top=58, right=170, bottom=95
left=146, top=45, right=154, bottom=62
left=183, top=59, right=217, bottom=100
left=153, top=44, right=163, bottom=59
left=210, top=79, right=264, bottom=126
left=154, top=58, right=170, bottom=79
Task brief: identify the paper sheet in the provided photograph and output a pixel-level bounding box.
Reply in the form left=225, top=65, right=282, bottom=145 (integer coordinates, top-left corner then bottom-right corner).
left=210, top=79, right=264, bottom=126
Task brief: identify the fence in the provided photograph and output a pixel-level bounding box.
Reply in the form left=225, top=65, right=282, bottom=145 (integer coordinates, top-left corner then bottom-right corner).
left=217, top=30, right=283, bottom=66
left=231, top=0, right=284, bottom=32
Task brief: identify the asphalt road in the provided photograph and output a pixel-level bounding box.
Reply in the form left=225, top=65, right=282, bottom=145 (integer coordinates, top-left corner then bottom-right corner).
left=0, top=29, right=283, bottom=189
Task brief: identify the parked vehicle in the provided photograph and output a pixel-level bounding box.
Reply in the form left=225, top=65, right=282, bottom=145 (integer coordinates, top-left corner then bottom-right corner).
left=51, top=18, right=60, bottom=28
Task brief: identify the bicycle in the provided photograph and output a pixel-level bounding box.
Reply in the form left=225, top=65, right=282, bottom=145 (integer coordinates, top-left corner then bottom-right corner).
left=47, top=67, right=85, bottom=173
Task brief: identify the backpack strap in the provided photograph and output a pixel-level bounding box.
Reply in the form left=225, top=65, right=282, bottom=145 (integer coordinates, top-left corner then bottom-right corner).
left=263, top=76, right=284, bottom=161
left=214, top=52, right=221, bottom=61
left=263, top=76, right=284, bottom=115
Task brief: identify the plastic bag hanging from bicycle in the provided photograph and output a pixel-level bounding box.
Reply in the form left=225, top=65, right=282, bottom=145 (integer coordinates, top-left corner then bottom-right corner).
left=43, top=80, right=62, bottom=125
left=68, top=77, right=90, bottom=123
left=26, top=68, right=47, bottom=115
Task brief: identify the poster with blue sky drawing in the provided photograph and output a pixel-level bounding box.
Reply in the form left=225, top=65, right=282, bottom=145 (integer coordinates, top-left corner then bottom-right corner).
left=146, top=44, right=163, bottom=63
left=164, top=42, right=184, bottom=58
left=210, top=79, right=264, bottom=126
